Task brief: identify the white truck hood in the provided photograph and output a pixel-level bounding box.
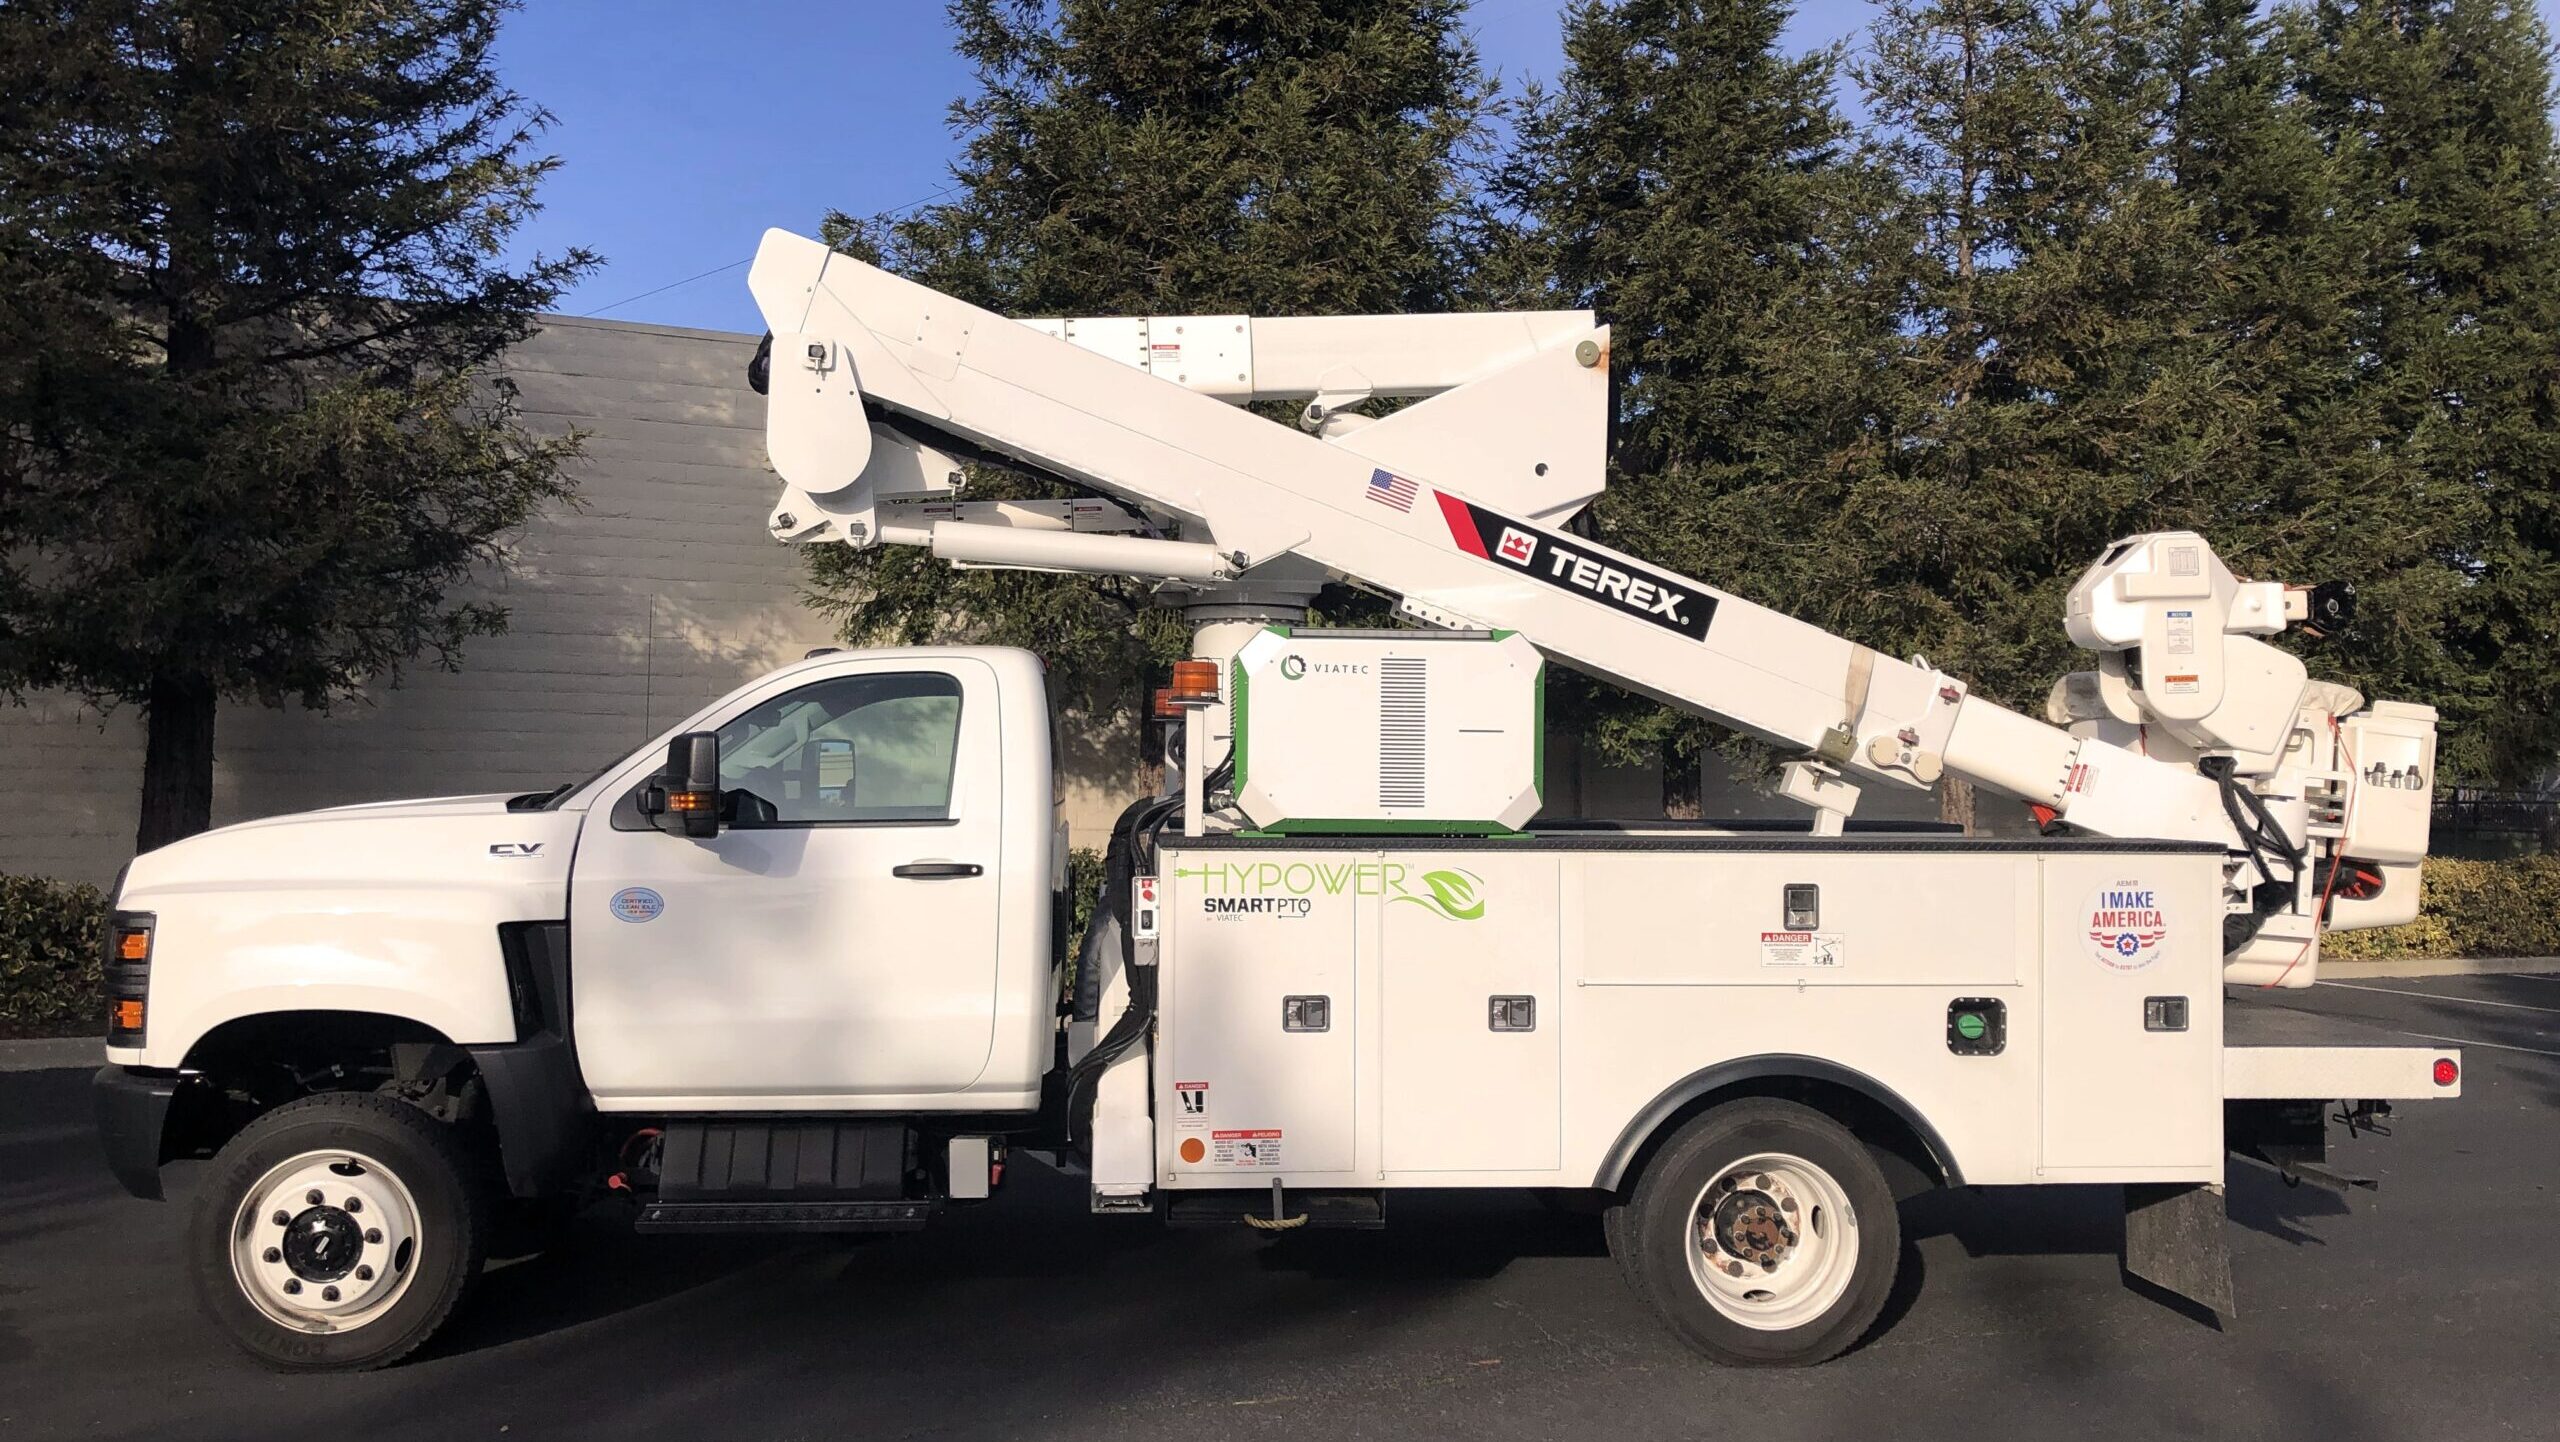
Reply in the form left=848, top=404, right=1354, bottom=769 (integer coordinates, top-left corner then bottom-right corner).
left=119, top=792, right=584, bottom=905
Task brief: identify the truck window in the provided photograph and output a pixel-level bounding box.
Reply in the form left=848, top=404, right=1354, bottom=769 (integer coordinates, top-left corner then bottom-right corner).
left=715, top=672, right=964, bottom=825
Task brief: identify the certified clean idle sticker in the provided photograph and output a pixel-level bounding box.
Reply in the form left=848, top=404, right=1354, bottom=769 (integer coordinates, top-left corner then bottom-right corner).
left=609, top=887, right=665, bottom=923
left=1760, top=932, right=1844, bottom=968
left=2085, top=880, right=2167, bottom=969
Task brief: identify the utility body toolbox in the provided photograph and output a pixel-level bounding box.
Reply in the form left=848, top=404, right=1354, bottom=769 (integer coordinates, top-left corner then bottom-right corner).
left=1154, top=831, right=2237, bottom=1193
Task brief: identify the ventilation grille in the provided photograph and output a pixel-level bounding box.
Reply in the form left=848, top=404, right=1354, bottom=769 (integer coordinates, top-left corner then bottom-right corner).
left=1379, top=657, right=1427, bottom=809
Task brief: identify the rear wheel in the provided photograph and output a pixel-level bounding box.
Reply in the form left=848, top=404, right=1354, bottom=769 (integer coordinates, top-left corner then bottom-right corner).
left=190, top=1092, right=488, bottom=1371
left=1613, top=1099, right=1899, bottom=1366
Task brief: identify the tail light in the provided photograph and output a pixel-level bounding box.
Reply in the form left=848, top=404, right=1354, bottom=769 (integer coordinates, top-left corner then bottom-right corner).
left=2434, top=1057, right=2459, bottom=1087
left=104, top=911, right=155, bottom=1047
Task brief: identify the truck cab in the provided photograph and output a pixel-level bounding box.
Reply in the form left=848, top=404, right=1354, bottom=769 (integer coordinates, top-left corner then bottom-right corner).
left=95, top=647, right=1066, bottom=1368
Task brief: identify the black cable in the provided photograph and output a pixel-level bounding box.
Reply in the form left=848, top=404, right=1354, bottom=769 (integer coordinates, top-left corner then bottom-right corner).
left=1063, top=750, right=1242, bottom=1144
left=2199, top=755, right=2308, bottom=951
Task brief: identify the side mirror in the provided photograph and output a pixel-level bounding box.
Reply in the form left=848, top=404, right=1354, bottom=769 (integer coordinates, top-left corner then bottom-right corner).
left=637, top=732, right=722, bottom=839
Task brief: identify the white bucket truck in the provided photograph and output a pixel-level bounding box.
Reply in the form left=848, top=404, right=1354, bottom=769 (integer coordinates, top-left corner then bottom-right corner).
left=94, top=231, right=2457, bottom=1370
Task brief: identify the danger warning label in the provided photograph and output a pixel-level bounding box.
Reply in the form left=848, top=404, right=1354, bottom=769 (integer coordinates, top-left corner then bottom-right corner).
left=1760, top=932, right=1844, bottom=968
left=1211, top=1129, right=1283, bottom=1167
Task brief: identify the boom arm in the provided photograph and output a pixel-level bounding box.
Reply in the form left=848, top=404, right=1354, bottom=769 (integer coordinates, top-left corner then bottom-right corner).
left=744, top=229, right=2434, bottom=982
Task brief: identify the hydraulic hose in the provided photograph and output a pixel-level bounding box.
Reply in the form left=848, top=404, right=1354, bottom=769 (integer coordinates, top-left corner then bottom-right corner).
left=2200, top=755, right=2307, bottom=952
left=1064, top=754, right=1235, bottom=1144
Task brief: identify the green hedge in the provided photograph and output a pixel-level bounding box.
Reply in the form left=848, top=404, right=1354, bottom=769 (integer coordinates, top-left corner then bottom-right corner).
left=1065, top=846, right=1105, bottom=973
left=2322, top=856, right=2560, bottom=960
left=0, top=874, right=107, bottom=1037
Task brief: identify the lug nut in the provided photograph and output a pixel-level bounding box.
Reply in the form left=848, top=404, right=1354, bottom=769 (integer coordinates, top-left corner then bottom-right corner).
left=365, top=1228, right=383, bottom=1245
left=321, top=1286, right=340, bottom=1302
left=1780, top=1196, right=1797, bottom=1212
left=263, top=1247, right=282, bottom=1264
left=356, top=1265, right=374, bottom=1281
left=344, top=1197, right=362, bottom=1213
left=282, top=1279, right=302, bottom=1295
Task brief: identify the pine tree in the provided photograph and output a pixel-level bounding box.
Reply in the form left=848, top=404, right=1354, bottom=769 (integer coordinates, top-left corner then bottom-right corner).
left=1853, top=0, right=2234, bottom=704
left=2282, top=0, right=2560, bottom=784
left=0, top=0, right=594, bottom=850
left=1495, top=0, right=1906, bottom=810
left=807, top=0, right=1493, bottom=722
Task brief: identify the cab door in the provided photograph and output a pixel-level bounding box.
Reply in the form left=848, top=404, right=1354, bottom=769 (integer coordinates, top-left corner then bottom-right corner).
left=571, top=656, right=1005, bottom=1106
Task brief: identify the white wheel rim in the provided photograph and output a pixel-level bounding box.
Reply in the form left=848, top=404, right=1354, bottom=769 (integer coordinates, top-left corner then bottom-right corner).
left=1683, top=1151, right=1861, bottom=1332
left=228, top=1148, right=424, bottom=1334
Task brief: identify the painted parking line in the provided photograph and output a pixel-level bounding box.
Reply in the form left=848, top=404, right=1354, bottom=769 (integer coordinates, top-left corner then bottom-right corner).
left=2317, top=980, right=2560, bottom=1015
left=2394, top=1029, right=2560, bottom=1060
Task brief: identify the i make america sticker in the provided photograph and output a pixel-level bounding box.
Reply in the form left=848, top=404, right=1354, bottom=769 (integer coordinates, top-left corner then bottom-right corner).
left=2085, top=880, right=2168, bottom=970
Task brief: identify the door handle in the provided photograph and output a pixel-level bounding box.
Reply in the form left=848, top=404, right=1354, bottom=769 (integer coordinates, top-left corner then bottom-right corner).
left=892, top=861, right=983, bottom=879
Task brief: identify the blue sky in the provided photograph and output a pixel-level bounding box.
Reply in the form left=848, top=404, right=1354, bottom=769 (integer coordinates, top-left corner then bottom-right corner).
left=493, top=0, right=1875, bottom=333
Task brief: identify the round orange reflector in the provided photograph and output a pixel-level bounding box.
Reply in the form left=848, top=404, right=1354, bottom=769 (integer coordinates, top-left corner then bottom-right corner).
left=1178, top=1136, right=1207, bottom=1164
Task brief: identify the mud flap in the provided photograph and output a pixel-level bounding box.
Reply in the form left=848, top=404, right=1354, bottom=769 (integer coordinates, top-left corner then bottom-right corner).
left=2123, top=1182, right=2236, bottom=1319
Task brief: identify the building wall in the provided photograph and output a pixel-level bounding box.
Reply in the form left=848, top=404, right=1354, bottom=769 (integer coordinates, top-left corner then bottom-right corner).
left=11, top=317, right=874, bottom=887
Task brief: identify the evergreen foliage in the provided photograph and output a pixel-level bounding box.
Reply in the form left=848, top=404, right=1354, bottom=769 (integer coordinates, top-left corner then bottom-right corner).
left=0, top=0, right=595, bottom=849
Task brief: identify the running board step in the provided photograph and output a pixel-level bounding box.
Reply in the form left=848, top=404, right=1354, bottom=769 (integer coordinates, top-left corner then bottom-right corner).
left=635, top=1200, right=934, bottom=1234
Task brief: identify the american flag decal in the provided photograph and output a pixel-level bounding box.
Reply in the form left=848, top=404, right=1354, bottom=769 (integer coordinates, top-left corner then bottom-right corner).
left=1366, top=468, right=1419, bottom=512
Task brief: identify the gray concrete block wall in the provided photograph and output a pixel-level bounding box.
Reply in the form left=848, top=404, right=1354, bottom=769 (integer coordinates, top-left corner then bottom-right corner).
left=5, top=318, right=856, bottom=887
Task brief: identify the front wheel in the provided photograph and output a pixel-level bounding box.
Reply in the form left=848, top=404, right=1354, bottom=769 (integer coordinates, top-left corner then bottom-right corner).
left=1615, top=1099, right=1900, bottom=1366
left=189, top=1092, right=489, bottom=1371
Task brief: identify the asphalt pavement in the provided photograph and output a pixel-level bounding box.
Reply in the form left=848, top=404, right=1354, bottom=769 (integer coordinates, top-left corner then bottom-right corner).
left=4, top=973, right=2556, bottom=1442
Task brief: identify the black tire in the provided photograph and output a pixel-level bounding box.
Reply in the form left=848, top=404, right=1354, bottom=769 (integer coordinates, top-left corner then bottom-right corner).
left=189, top=1092, right=489, bottom=1371
left=1614, top=1099, right=1899, bottom=1367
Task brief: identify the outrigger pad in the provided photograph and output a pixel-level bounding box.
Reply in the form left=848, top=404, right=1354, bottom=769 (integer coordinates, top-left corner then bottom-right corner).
left=2123, top=1182, right=2236, bottom=1320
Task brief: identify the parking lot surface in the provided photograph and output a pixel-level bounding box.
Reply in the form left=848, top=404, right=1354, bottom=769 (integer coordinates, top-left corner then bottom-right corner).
left=4, top=972, right=2556, bottom=1441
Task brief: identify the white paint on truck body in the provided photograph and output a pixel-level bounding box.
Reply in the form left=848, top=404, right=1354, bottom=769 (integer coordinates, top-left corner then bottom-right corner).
left=1155, top=841, right=2229, bottom=1190
left=110, top=647, right=1060, bottom=1117
left=108, top=794, right=580, bottom=1068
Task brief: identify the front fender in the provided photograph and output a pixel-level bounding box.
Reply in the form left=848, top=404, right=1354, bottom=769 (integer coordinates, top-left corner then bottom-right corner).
left=106, top=806, right=581, bottom=1069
